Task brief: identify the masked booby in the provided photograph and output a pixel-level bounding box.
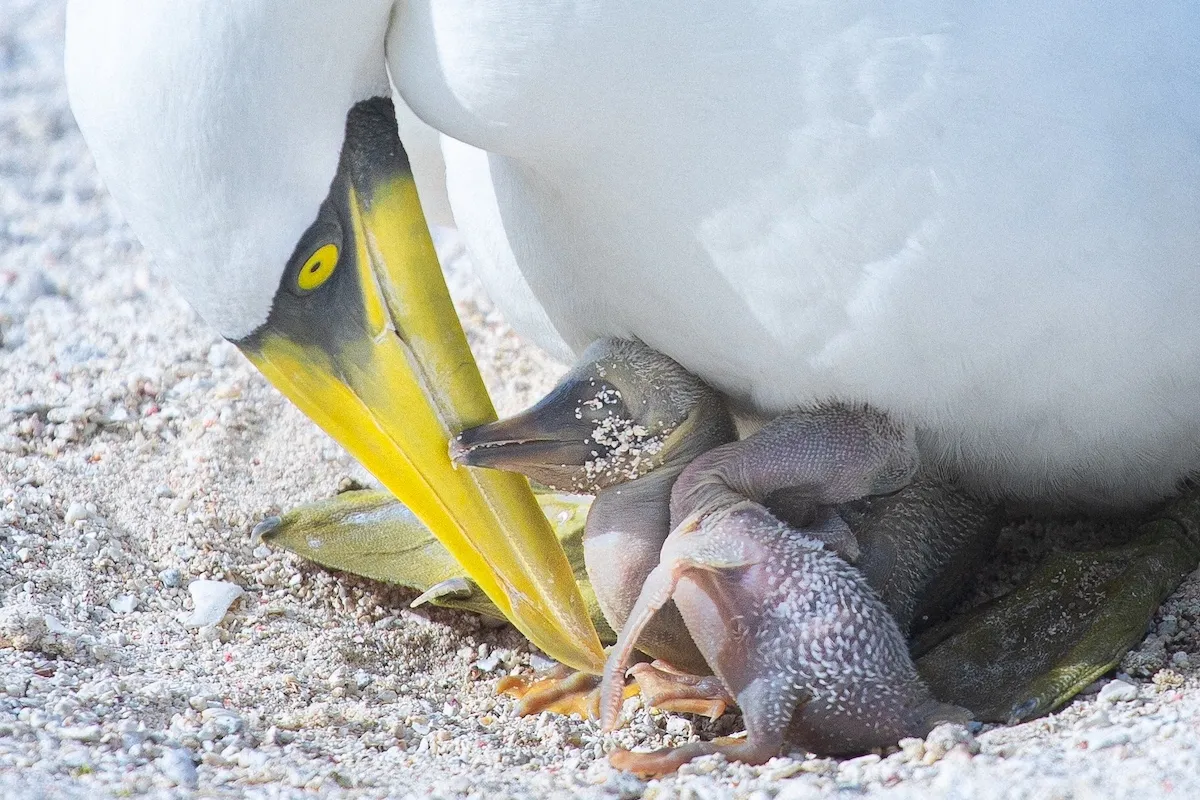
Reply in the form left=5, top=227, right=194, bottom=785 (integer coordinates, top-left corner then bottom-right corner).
left=64, top=1, right=1200, bottom=673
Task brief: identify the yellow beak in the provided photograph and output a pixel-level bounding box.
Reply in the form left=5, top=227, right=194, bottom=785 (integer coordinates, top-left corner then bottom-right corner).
left=240, top=101, right=603, bottom=672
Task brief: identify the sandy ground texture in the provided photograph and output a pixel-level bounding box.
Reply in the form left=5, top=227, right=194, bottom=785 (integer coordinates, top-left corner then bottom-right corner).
left=4, top=2, right=1200, bottom=798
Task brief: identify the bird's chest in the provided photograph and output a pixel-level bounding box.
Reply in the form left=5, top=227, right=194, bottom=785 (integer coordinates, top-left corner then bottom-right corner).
left=398, top=0, right=1200, bottom=504
left=396, top=0, right=959, bottom=379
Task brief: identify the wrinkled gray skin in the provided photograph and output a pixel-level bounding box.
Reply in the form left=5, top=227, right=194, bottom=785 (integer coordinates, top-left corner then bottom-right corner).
left=601, top=501, right=968, bottom=770
left=459, top=338, right=986, bottom=765
left=600, top=402, right=973, bottom=769
left=846, top=480, right=999, bottom=635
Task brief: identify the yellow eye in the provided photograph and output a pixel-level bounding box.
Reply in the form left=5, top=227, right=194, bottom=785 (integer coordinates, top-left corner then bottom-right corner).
left=297, top=243, right=339, bottom=291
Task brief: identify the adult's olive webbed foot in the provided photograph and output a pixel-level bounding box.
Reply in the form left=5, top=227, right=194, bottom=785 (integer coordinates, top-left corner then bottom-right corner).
left=914, top=486, right=1200, bottom=723
left=256, top=488, right=616, bottom=639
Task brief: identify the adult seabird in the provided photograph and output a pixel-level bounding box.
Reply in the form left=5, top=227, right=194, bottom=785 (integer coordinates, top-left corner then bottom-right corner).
left=64, top=2, right=1200, bottom=675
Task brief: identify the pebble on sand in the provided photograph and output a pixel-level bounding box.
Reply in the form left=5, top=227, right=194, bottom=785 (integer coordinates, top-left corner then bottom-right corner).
left=182, top=580, right=245, bottom=628
left=157, top=748, right=199, bottom=789
left=108, top=595, right=138, bottom=614
left=63, top=502, right=90, bottom=526
left=1098, top=679, right=1140, bottom=704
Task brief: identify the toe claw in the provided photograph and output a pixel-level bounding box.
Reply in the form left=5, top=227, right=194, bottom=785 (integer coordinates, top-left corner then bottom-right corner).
left=250, top=515, right=282, bottom=542
left=1007, top=697, right=1042, bottom=725
left=410, top=577, right=475, bottom=608
left=626, top=661, right=733, bottom=721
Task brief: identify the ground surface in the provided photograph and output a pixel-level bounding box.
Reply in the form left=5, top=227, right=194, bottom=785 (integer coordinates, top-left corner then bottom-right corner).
left=3, top=2, right=1200, bottom=798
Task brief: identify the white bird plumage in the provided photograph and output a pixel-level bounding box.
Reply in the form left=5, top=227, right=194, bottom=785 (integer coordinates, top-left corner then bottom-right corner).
left=67, top=1, right=1200, bottom=509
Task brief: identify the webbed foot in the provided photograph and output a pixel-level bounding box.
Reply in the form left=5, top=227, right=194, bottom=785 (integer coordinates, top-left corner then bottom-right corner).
left=609, top=736, right=774, bottom=778
left=915, top=488, right=1200, bottom=722
left=626, top=661, right=732, bottom=720
left=496, top=664, right=619, bottom=717
left=497, top=661, right=724, bottom=719
left=256, top=488, right=616, bottom=640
